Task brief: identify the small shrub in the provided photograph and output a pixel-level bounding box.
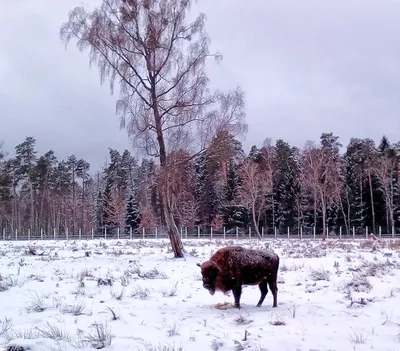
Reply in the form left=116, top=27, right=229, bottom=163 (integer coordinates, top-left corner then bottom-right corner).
left=110, top=288, right=124, bottom=300
left=81, top=322, right=113, bottom=349
left=35, top=321, right=73, bottom=342
left=0, top=276, right=18, bottom=292
left=269, top=311, right=286, bottom=326
left=166, top=324, right=179, bottom=337
left=123, top=266, right=141, bottom=278
left=309, top=267, right=331, bottom=281
left=0, top=317, right=12, bottom=337
left=25, top=291, right=47, bottom=312
left=120, top=275, right=130, bottom=287
left=162, top=282, right=178, bottom=297
left=131, top=286, right=150, bottom=300
left=97, top=278, right=113, bottom=287
left=71, top=285, right=86, bottom=296
left=61, top=300, right=86, bottom=316
left=235, top=315, right=253, bottom=325
left=4, top=327, right=41, bottom=343
left=345, top=273, right=372, bottom=293
left=137, top=343, right=184, bottom=351
left=139, top=268, right=167, bottom=280
left=348, top=327, right=368, bottom=344
left=77, top=268, right=94, bottom=281
left=211, top=339, right=224, bottom=351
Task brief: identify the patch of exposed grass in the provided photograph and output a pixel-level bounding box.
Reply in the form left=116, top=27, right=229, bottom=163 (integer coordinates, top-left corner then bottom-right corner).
left=348, top=327, right=369, bottom=344
left=35, top=321, right=73, bottom=342
left=61, top=300, right=86, bottom=316
left=131, top=286, right=150, bottom=300
left=25, top=291, right=48, bottom=312
left=79, top=321, right=113, bottom=349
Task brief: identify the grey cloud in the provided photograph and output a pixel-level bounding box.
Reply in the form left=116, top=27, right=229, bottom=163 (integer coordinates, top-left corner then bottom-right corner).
left=197, top=0, right=400, bottom=148
left=1, top=0, right=400, bottom=171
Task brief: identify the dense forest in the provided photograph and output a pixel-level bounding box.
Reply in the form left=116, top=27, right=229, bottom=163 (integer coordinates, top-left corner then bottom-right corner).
left=1, top=131, right=399, bottom=237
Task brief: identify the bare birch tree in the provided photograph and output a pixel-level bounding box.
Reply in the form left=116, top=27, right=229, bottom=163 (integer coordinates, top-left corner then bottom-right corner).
left=159, top=149, right=198, bottom=227
left=376, top=147, right=398, bottom=230
left=238, top=158, right=272, bottom=239
left=105, top=188, right=127, bottom=229
left=300, top=141, right=341, bottom=240
left=60, top=0, right=247, bottom=257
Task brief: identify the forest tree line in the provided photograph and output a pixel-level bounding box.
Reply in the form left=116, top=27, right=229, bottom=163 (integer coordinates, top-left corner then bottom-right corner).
left=1, top=131, right=399, bottom=237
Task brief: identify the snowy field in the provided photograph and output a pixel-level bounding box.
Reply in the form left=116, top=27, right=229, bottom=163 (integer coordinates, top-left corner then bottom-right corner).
left=0, top=238, right=399, bottom=351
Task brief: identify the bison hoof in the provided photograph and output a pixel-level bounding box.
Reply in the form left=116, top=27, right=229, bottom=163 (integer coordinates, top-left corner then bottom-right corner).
left=256, top=304, right=261, bottom=307
left=234, top=303, right=240, bottom=309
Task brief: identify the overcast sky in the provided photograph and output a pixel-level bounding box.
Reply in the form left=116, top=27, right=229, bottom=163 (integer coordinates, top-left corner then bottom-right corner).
left=1, top=0, right=400, bottom=171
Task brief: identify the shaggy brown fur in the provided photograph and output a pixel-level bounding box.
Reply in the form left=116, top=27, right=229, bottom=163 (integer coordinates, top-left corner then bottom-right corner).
left=197, top=246, right=279, bottom=309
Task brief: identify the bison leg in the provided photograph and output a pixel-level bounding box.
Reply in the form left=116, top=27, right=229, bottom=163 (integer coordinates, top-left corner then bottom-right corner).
left=268, top=274, right=278, bottom=308
left=256, top=279, right=269, bottom=307
left=232, top=283, right=242, bottom=309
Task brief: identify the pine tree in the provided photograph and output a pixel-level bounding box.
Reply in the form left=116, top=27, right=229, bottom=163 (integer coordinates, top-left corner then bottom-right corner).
left=320, top=133, right=343, bottom=232
left=273, top=139, right=301, bottom=231
left=126, top=194, right=140, bottom=233
left=102, top=176, right=114, bottom=228
left=14, top=137, right=38, bottom=232
left=220, top=159, right=246, bottom=228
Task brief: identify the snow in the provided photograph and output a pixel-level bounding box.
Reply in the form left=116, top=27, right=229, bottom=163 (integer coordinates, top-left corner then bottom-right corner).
left=0, top=238, right=399, bottom=351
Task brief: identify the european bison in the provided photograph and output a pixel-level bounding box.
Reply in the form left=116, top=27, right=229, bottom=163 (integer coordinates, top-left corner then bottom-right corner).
left=197, top=246, right=279, bottom=309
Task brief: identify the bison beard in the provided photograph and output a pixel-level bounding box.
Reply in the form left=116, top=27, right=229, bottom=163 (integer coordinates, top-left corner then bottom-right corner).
left=197, top=246, right=279, bottom=309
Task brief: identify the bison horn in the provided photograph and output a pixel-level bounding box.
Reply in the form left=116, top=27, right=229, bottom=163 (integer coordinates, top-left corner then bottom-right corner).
left=196, top=263, right=201, bottom=267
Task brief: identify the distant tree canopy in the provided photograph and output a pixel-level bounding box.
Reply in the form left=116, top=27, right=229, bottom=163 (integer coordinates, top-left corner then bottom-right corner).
left=1, top=133, right=399, bottom=239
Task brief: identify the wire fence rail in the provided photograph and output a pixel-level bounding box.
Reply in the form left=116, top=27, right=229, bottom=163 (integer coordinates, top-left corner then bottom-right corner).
left=1, top=226, right=400, bottom=242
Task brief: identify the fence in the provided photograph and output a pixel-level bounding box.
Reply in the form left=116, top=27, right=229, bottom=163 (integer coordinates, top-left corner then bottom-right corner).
left=0, top=225, right=400, bottom=241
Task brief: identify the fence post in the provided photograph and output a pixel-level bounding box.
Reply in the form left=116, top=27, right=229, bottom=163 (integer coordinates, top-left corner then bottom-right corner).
left=155, top=226, right=158, bottom=239
left=117, top=227, right=120, bottom=240
left=104, top=227, right=107, bottom=240
left=197, top=226, right=200, bottom=239
left=236, top=227, right=238, bottom=240
left=249, top=227, right=251, bottom=239
left=79, top=228, right=82, bottom=241
left=28, top=228, right=30, bottom=241
left=327, top=227, right=329, bottom=239
left=129, top=227, right=132, bottom=240
left=274, top=227, right=277, bottom=239
left=287, top=227, right=289, bottom=240
left=92, top=228, right=94, bottom=240
left=352, top=226, right=355, bottom=239
left=392, top=225, right=395, bottom=238
left=223, top=226, right=226, bottom=240
left=2, top=227, right=5, bottom=241
left=66, top=227, right=69, bottom=240
left=53, top=228, right=56, bottom=240
left=339, top=226, right=342, bottom=240
left=210, top=227, right=213, bottom=240
left=313, top=226, right=316, bottom=239
left=142, top=227, right=145, bottom=239
left=366, top=226, right=368, bottom=239
left=300, top=226, right=303, bottom=240
left=15, top=228, right=17, bottom=241
left=41, top=228, right=43, bottom=240
left=180, top=226, right=183, bottom=239
left=379, top=226, right=382, bottom=238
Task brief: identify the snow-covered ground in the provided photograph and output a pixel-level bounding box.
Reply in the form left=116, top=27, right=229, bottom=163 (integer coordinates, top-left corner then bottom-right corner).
left=0, top=238, right=399, bottom=351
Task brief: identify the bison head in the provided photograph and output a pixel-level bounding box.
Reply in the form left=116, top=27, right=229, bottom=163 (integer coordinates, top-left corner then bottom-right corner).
left=197, top=261, right=220, bottom=295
